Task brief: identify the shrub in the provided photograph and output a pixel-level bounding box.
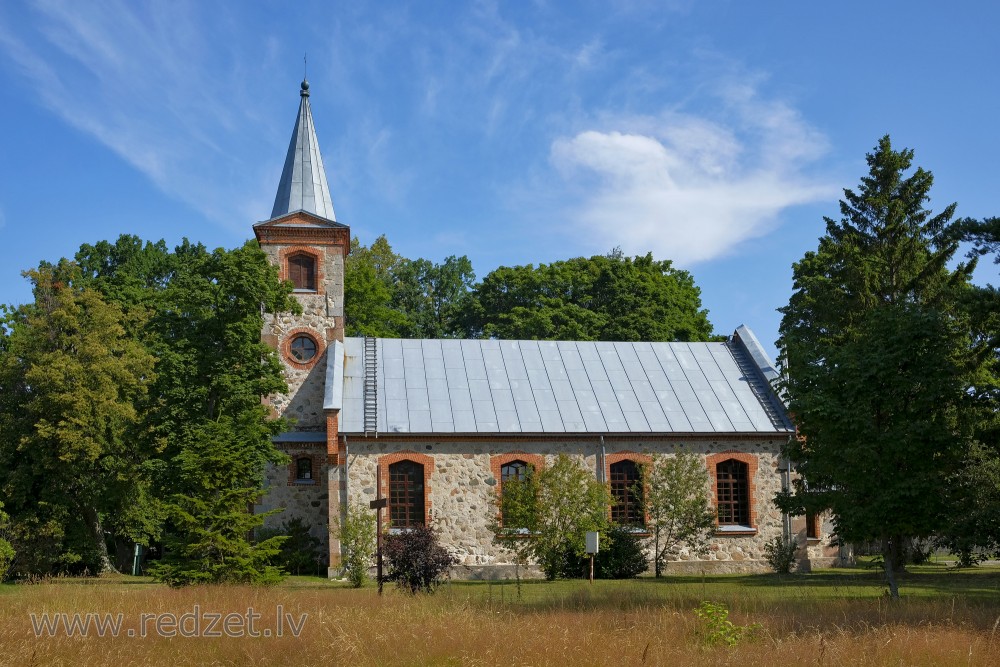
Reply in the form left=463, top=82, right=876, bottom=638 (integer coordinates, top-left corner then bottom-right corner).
left=597, top=525, right=649, bottom=579
left=259, top=517, right=324, bottom=576
left=694, top=601, right=762, bottom=647
left=332, top=504, right=377, bottom=588
left=382, top=525, right=457, bottom=594
left=0, top=502, right=12, bottom=582
left=763, top=535, right=799, bottom=574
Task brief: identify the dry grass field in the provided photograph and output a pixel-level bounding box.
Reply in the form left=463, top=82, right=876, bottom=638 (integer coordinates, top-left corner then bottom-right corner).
left=2, top=565, right=1000, bottom=666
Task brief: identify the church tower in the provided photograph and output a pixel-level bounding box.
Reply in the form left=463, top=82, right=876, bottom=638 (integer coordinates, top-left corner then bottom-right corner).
left=254, top=78, right=349, bottom=427
left=254, top=80, right=349, bottom=552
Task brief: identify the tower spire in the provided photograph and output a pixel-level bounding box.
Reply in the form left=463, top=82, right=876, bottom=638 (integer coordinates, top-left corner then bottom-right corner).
left=269, top=79, right=336, bottom=221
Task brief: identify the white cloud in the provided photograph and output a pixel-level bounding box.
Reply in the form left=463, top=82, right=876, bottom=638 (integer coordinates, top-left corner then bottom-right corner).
left=549, top=85, right=836, bottom=265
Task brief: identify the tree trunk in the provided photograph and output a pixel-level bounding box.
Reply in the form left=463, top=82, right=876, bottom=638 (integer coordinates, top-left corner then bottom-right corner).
left=881, top=535, right=899, bottom=599
left=84, top=506, right=118, bottom=575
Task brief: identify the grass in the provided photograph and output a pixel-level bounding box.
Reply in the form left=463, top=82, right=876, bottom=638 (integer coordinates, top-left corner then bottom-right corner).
left=2, top=565, right=1000, bottom=665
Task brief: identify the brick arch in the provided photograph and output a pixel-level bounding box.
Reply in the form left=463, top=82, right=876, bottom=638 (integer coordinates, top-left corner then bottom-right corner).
left=278, top=245, right=325, bottom=295
left=282, top=328, right=325, bottom=370
left=606, top=451, right=652, bottom=528
left=378, top=451, right=434, bottom=527
left=706, top=451, right=759, bottom=532
left=490, top=451, right=546, bottom=487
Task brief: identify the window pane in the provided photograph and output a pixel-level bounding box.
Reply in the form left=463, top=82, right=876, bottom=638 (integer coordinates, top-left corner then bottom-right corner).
left=290, top=335, right=317, bottom=362
left=288, top=255, right=316, bottom=290
left=716, top=459, right=749, bottom=525
left=389, top=460, right=425, bottom=528
left=296, top=457, right=312, bottom=480
left=610, top=460, right=643, bottom=527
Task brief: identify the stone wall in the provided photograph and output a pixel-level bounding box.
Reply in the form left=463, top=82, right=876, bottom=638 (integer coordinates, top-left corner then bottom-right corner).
left=331, top=436, right=788, bottom=575
left=259, top=241, right=344, bottom=430
left=256, top=445, right=331, bottom=550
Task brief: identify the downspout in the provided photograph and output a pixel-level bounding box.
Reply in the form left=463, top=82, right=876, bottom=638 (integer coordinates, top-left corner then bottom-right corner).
left=343, top=434, right=349, bottom=509
left=599, top=435, right=607, bottom=483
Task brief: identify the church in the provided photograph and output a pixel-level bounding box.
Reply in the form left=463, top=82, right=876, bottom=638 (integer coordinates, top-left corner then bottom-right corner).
left=253, top=80, right=840, bottom=577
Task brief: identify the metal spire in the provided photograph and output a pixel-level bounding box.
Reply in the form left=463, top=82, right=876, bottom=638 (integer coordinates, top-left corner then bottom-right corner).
left=270, top=79, right=337, bottom=221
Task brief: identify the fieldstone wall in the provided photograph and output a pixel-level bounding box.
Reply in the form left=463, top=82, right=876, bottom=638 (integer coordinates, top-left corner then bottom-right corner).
left=256, top=446, right=331, bottom=550
left=334, top=436, right=788, bottom=576
left=259, top=242, right=344, bottom=430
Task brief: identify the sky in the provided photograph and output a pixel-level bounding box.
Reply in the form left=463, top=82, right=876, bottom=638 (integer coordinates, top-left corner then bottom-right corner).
left=1, top=1, right=998, bottom=360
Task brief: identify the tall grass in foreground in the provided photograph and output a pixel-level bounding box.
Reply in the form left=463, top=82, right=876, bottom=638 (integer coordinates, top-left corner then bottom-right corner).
left=1, top=577, right=999, bottom=666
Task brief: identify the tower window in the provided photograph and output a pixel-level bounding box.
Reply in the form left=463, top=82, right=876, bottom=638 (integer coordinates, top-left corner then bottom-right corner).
left=288, top=253, right=316, bottom=291
left=296, top=457, right=313, bottom=481
left=290, top=334, right=318, bottom=363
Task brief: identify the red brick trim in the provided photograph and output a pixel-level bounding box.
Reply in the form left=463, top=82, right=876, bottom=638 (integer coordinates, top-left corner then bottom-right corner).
left=489, top=452, right=546, bottom=488
left=706, top=451, right=759, bottom=532
left=326, top=412, right=340, bottom=464
left=605, top=451, right=652, bottom=529
left=278, top=246, right=325, bottom=296
left=287, top=452, right=321, bottom=486
left=282, top=328, right=325, bottom=370
left=378, top=451, right=434, bottom=527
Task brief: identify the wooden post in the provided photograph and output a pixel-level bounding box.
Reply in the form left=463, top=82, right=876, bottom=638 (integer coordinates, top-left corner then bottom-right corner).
left=370, top=494, right=387, bottom=595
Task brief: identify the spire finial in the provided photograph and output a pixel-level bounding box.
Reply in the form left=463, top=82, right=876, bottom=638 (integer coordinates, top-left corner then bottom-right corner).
left=301, top=54, right=309, bottom=97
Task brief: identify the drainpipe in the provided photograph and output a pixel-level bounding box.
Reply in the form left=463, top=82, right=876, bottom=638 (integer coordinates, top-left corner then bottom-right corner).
left=599, top=435, right=607, bottom=482
left=343, top=434, right=350, bottom=509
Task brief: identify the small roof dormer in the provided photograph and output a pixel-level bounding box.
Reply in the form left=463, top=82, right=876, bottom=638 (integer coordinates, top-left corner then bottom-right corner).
left=269, top=79, right=337, bottom=222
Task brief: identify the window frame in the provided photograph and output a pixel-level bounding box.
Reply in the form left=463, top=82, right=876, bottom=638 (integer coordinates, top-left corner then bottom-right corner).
left=609, top=459, right=645, bottom=528
left=287, top=252, right=317, bottom=292
left=706, top=452, right=759, bottom=535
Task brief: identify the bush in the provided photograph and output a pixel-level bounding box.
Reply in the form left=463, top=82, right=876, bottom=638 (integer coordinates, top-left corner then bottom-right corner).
left=0, top=539, right=13, bottom=582
left=332, top=504, right=377, bottom=588
left=259, top=517, right=324, bottom=576
left=694, top=601, right=762, bottom=647
left=382, top=525, right=457, bottom=594
left=763, top=535, right=799, bottom=574
left=597, top=525, right=649, bottom=579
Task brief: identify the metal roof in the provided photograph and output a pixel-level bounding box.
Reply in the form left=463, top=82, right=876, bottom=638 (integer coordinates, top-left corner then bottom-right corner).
left=269, top=80, right=337, bottom=222
left=335, top=329, right=792, bottom=436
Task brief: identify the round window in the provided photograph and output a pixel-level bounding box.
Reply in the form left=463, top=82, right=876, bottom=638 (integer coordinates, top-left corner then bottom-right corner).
left=289, top=334, right=317, bottom=363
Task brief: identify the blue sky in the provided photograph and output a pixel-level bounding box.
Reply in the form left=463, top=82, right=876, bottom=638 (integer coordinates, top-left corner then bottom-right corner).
left=1, top=1, right=997, bottom=358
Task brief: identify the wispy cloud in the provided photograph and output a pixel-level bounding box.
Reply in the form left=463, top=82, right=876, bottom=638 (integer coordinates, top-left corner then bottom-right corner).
left=0, top=1, right=284, bottom=231
left=548, top=82, right=836, bottom=265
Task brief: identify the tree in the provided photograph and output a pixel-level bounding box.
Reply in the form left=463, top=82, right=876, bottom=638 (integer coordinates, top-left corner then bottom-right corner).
left=488, top=464, right=541, bottom=590
left=332, top=503, right=377, bottom=587
left=344, top=235, right=475, bottom=338
left=776, top=136, right=977, bottom=597
left=643, top=453, right=716, bottom=577
left=532, top=454, right=611, bottom=579
left=462, top=251, right=715, bottom=341
left=0, top=261, right=156, bottom=574
left=74, top=235, right=298, bottom=584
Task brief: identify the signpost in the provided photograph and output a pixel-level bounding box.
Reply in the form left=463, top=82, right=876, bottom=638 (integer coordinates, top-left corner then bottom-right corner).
left=585, top=531, right=599, bottom=584
left=369, top=495, right=388, bottom=596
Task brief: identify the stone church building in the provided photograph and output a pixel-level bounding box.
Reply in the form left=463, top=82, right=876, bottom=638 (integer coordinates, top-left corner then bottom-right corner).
left=253, top=80, right=839, bottom=577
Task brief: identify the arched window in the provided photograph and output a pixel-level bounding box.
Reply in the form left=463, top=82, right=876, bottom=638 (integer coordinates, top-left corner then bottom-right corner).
left=389, top=460, right=425, bottom=528
left=501, top=460, right=528, bottom=483
left=610, top=460, right=644, bottom=527
left=296, top=457, right=313, bottom=481
left=716, top=459, right=750, bottom=526
left=288, top=253, right=316, bottom=291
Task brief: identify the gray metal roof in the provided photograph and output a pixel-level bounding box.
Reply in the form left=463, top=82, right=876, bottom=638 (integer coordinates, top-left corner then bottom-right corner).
left=335, top=329, right=792, bottom=436
left=269, top=80, right=337, bottom=222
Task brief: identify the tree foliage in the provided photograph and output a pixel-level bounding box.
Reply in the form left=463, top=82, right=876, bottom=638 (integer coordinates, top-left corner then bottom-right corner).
left=0, top=234, right=297, bottom=582
left=776, top=136, right=979, bottom=597
left=643, top=453, right=716, bottom=577
left=344, top=237, right=716, bottom=342
left=0, top=261, right=155, bottom=574
left=332, top=503, right=378, bottom=587
left=464, top=251, right=715, bottom=341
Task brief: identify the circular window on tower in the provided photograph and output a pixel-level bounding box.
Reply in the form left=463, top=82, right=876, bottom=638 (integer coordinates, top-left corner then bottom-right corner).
left=289, top=334, right=318, bottom=363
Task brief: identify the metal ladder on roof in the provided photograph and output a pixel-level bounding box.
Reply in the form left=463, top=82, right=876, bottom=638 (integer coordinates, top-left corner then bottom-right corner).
left=363, top=336, right=378, bottom=437
left=726, top=339, right=790, bottom=430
